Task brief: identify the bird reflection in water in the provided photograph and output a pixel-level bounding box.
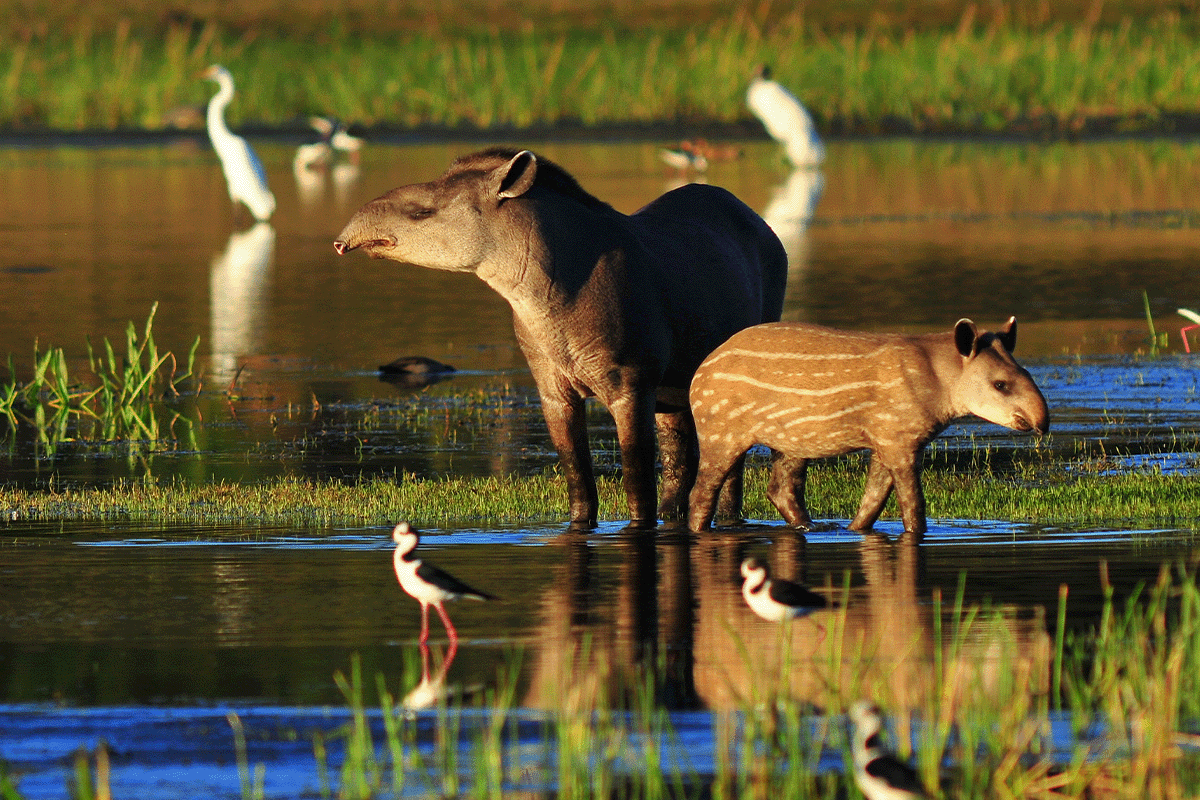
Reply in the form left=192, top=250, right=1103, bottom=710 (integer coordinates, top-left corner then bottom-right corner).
left=209, top=222, right=275, bottom=377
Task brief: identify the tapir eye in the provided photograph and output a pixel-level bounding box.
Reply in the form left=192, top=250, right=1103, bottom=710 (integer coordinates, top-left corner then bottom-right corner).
left=408, top=207, right=435, bottom=221
left=993, top=380, right=1009, bottom=393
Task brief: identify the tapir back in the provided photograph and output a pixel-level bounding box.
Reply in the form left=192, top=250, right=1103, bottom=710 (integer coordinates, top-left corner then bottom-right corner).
left=691, top=323, right=949, bottom=460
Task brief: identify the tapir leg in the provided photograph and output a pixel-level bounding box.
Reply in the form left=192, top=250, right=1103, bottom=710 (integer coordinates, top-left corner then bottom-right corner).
left=540, top=391, right=599, bottom=528
left=610, top=394, right=660, bottom=528
left=715, top=455, right=745, bottom=523
left=767, top=452, right=814, bottom=529
left=849, top=454, right=895, bottom=531
left=889, top=450, right=928, bottom=535
left=655, top=408, right=698, bottom=523
left=687, top=447, right=744, bottom=531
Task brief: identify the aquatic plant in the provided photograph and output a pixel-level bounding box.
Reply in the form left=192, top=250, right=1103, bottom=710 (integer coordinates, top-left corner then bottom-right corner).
left=0, top=303, right=199, bottom=450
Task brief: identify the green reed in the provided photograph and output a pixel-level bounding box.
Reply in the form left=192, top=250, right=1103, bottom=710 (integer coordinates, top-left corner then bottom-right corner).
left=0, top=303, right=199, bottom=450
left=5, top=8, right=1200, bottom=133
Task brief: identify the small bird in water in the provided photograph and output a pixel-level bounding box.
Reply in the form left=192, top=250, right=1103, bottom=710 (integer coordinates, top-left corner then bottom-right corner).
left=746, top=64, right=825, bottom=168
left=391, top=522, right=496, bottom=644
left=201, top=64, right=276, bottom=223
left=849, top=700, right=931, bottom=800
left=1178, top=308, right=1200, bottom=352
left=739, top=557, right=831, bottom=622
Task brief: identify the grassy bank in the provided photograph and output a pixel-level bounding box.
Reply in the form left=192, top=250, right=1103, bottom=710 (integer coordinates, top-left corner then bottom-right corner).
left=5, top=3, right=1200, bottom=135
left=2, top=460, right=1196, bottom=528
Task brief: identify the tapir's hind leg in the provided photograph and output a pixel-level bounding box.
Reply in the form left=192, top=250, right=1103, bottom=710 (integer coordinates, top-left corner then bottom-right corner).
left=767, top=451, right=813, bottom=529
left=655, top=408, right=698, bottom=523
left=688, top=446, right=745, bottom=531
left=715, top=454, right=746, bottom=524
left=610, top=394, right=660, bottom=529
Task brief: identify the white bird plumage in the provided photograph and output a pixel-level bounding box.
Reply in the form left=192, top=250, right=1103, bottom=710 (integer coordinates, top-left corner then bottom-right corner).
left=739, top=557, right=830, bottom=623
left=202, top=64, right=276, bottom=222
left=746, top=64, right=825, bottom=168
left=849, top=701, right=931, bottom=800
left=391, top=522, right=496, bottom=644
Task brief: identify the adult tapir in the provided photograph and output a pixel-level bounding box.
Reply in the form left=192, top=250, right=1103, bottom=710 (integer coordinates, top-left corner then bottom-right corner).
left=334, top=148, right=788, bottom=528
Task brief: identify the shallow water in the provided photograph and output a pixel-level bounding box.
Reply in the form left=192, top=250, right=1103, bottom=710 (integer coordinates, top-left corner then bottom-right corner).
left=2, top=136, right=1200, bottom=796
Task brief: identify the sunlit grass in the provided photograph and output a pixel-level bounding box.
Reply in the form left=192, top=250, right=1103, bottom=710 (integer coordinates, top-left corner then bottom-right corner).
left=4, top=8, right=1200, bottom=133
left=0, top=460, right=1196, bottom=527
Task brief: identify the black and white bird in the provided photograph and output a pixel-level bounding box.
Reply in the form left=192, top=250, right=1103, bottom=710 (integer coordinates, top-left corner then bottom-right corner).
left=746, top=64, right=825, bottom=168
left=391, top=522, right=496, bottom=644
left=849, top=700, right=931, bottom=800
left=739, top=557, right=831, bottom=622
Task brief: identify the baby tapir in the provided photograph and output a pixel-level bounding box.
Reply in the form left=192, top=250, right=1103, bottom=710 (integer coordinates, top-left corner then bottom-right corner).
left=687, top=317, right=1049, bottom=534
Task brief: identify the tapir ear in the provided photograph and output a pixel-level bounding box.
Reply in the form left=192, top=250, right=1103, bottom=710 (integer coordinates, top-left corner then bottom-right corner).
left=495, top=150, right=537, bottom=199
left=954, top=318, right=978, bottom=357
left=997, top=316, right=1017, bottom=353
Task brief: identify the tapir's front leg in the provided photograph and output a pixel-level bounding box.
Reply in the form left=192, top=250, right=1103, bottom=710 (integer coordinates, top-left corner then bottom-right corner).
left=889, top=449, right=928, bottom=535
left=540, top=390, right=599, bottom=528
left=610, top=393, right=660, bottom=528
left=849, top=454, right=895, bottom=531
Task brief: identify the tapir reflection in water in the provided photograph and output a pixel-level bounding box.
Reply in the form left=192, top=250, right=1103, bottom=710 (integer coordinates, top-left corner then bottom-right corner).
left=688, top=318, right=1050, bottom=534
left=334, top=148, right=788, bottom=528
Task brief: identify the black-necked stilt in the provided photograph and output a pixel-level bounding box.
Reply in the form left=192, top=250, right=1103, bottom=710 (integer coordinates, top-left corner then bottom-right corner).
left=849, top=701, right=931, bottom=800
left=1178, top=308, right=1200, bottom=353
left=746, top=65, right=825, bottom=168
left=391, top=522, right=496, bottom=644
left=740, top=557, right=830, bottom=622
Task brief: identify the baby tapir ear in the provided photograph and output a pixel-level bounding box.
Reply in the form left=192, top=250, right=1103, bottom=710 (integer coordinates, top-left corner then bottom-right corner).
left=495, top=150, right=538, bottom=199
left=996, top=316, right=1017, bottom=353
left=954, top=318, right=979, bottom=357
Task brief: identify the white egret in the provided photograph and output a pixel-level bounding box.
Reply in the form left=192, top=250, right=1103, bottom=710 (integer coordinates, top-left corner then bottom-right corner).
left=746, top=64, right=825, bottom=167
left=202, top=64, right=276, bottom=222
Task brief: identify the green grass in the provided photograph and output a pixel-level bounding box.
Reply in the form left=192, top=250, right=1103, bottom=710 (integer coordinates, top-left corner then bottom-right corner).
left=1, top=458, right=1196, bottom=527
left=5, top=5, right=1200, bottom=134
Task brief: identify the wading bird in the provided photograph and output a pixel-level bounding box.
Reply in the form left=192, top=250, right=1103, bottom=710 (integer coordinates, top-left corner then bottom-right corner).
left=849, top=701, right=931, bottom=800
left=309, top=115, right=365, bottom=161
left=1179, top=308, right=1200, bottom=353
left=740, top=557, right=830, bottom=622
left=202, top=64, right=276, bottom=222
left=746, top=64, right=825, bottom=168
left=391, top=522, right=496, bottom=644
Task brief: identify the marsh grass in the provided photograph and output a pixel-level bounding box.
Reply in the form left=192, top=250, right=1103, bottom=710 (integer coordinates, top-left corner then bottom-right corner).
left=0, top=304, right=199, bottom=453
left=1, top=449, right=1197, bottom=527
left=5, top=6, right=1200, bottom=133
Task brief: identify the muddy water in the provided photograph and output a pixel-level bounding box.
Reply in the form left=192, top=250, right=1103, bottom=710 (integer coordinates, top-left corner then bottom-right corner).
left=1, top=137, right=1199, bottom=797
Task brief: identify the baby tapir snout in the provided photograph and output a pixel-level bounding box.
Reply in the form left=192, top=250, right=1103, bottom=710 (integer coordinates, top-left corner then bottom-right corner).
left=687, top=316, right=1049, bottom=535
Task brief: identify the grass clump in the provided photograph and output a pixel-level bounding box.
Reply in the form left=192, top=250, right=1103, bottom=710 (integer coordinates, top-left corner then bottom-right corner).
left=0, top=303, right=199, bottom=452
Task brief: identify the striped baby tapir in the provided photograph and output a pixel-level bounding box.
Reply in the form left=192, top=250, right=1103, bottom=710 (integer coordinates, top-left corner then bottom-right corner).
left=686, top=317, right=1049, bottom=534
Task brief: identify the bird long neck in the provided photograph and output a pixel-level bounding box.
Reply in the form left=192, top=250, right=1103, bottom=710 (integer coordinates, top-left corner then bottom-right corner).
left=744, top=571, right=767, bottom=595
left=206, top=78, right=236, bottom=144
